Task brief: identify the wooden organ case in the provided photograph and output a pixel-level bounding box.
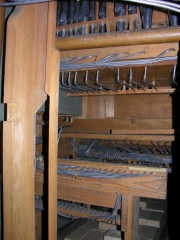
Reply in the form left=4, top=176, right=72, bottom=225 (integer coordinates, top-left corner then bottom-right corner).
left=2, top=1, right=180, bottom=240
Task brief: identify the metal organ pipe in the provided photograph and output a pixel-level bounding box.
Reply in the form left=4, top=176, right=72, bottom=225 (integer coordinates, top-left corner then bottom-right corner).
left=99, top=0, right=107, bottom=32
left=114, top=0, right=126, bottom=31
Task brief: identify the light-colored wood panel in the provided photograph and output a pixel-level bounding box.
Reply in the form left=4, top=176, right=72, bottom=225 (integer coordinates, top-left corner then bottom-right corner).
left=86, top=96, right=106, bottom=119
left=45, top=2, right=60, bottom=240
left=114, top=94, right=172, bottom=119
left=3, top=4, right=48, bottom=240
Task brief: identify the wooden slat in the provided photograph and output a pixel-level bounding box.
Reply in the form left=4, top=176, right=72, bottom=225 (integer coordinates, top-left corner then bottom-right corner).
left=35, top=181, right=118, bottom=209
left=61, top=132, right=175, bottom=141
left=3, top=5, right=48, bottom=240
left=45, top=2, right=60, bottom=240
left=63, top=118, right=173, bottom=134
left=35, top=165, right=167, bottom=199
left=111, top=129, right=176, bottom=135
left=67, top=87, right=177, bottom=97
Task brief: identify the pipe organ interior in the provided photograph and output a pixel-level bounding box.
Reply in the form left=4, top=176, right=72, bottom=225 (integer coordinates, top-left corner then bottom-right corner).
left=2, top=0, right=180, bottom=239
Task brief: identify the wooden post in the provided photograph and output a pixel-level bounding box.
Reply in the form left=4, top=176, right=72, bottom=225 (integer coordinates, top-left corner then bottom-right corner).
left=3, top=4, right=48, bottom=239
left=0, top=1, right=5, bottom=57
left=45, top=2, right=60, bottom=240
left=122, top=195, right=140, bottom=240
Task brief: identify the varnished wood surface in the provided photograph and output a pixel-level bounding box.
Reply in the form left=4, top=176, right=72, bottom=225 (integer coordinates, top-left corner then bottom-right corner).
left=0, top=0, right=5, bottom=57
left=35, top=160, right=167, bottom=200
left=56, top=27, right=180, bottom=51
left=3, top=4, right=48, bottom=240
left=61, top=132, right=175, bottom=141
left=45, top=2, right=60, bottom=240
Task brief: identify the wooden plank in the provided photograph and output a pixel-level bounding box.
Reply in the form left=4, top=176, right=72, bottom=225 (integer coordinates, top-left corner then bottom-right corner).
left=45, top=2, right=60, bottom=240
left=111, top=129, right=176, bottom=135
left=3, top=4, right=48, bottom=240
left=121, top=195, right=128, bottom=232
left=36, top=166, right=167, bottom=199
left=67, top=87, right=177, bottom=97
left=35, top=181, right=118, bottom=209
left=124, top=196, right=140, bottom=240
left=114, top=94, right=172, bottom=119
left=0, top=0, right=5, bottom=57
left=61, top=132, right=175, bottom=141
left=63, top=118, right=173, bottom=134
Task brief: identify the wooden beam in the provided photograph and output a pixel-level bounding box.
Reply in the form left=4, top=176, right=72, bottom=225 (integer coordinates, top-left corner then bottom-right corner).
left=35, top=161, right=167, bottom=199
left=3, top=4, right=48, bottom=240
left=45, top=2, right=60, bottom=240
left=56, top=26, right=180, bottom=51
left=124, top=196, right=140, bottom=240
left=111, top=129, right=177, bottom=135
left=61, top=132, right=175, bottom=141
left=0, top=0, right=5, bottom=57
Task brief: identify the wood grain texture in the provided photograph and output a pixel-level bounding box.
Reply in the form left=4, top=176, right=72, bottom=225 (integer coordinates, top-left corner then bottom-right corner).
left=0, top=0, right=5, bottom=57
left=35, top=160, right=167, bottom=200
left=56, top=27, right=180, bottom=51
left=124, top=196, right=140, bottom=240
left=3, top=4, right=48, bottom=240
left=114, top=94, right=172, bottom=119
left=45, top=2, right=60, bottom=240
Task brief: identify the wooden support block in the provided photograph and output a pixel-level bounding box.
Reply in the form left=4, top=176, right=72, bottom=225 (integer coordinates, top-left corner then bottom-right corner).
left=123, top=196, right=140, bottom=240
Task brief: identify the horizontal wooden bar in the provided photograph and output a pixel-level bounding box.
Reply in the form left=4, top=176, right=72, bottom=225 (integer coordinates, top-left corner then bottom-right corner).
left=61, top=132, right=175, bottom=141
left=58, top=159, right=168, bottom=174
left=35, top=181, right=118, bottom=208
left=66, top=87, right=177, bottom=97
left=56, top=26, right=180, bottom=51
left=111, top=129, right=177, bottom=135
left=35, top=157, right=167, bottom=200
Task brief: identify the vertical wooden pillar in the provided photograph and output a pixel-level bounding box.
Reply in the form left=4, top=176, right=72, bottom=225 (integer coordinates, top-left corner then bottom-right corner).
left=121, top=195, right=140, bottom=240
left=0, top=1, right=5, bottom=56
left=45, top=2, right=60, bottom=240
left=3, top=4, right=48, bottom=240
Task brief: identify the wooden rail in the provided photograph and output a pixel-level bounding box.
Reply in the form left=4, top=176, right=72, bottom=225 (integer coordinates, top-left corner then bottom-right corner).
left=56, top=26, right=180, bottom=51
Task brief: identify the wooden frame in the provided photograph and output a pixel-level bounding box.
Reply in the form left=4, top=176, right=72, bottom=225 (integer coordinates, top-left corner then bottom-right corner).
left=2, top=1, right=176, bottom=240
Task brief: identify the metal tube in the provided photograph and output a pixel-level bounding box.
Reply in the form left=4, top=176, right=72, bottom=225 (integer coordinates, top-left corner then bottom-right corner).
left=114, top=0, right=126, bottom=31
left=89, top=0, right=96, bottom=20
left=99, top=0, right=107, bottom=32
left=68, top=0, right=75, bottom=24
left=56, top=26, right=180, bottom=51
left=59, top=0, right=68, bottom=26
left=140, top=6, right=153, bottom=29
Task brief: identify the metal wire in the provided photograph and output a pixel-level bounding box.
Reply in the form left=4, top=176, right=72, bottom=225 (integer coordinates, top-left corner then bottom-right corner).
left=0, top=0, right=53, bottom=6
left=122, top=0, right=180, bottom=13
left=60, top=49, right=177, bottom=72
